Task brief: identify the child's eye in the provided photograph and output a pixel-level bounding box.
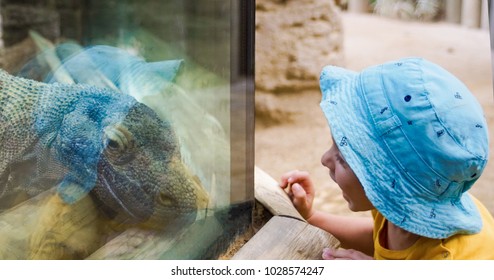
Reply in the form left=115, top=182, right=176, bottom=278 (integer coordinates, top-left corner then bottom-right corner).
left=336, top=155, right=346, bottom=165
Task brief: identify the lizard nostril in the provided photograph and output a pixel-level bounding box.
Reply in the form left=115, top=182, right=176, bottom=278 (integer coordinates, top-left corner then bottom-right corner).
left=158, top=193, right=174, bottom=206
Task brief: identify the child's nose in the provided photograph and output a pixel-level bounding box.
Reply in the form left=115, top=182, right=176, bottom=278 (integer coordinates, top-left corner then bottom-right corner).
left=321, top=148, right=335, bottom=170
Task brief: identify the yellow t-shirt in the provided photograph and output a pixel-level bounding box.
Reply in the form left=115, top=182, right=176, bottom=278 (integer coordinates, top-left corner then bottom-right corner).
left=372, top=196, right=494, bottom=260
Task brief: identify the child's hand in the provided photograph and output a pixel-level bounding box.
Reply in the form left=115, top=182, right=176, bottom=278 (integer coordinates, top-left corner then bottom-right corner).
left=280, top=170, right=315, bottom=220
left=322, top=248, right=374, bottom=260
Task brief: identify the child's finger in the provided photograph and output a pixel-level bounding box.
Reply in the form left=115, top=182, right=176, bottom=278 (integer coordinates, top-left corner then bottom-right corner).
left=286, top=171, right=310, bottom=184
left=322, top=248, right=373, bottom=260
left=289, top=172, right=315, bottom=198
left=291, top=183, right=307, bottom=208
left=321, top=248, right=337, bottom=260
left=279, top=170, right=300, bottom=188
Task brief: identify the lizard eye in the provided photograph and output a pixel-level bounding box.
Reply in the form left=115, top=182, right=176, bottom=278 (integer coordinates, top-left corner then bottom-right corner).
left=103, top=125, right=134, bottom=152
left=107, top=139, right=120, bottom=150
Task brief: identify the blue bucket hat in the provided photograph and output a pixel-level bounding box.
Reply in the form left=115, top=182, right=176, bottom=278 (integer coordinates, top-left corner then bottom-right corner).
left=319, top=57, right=489, bottom=239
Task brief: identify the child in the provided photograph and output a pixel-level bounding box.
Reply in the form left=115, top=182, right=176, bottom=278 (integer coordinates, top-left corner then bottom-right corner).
left=280, top=57, right=494, bottom=260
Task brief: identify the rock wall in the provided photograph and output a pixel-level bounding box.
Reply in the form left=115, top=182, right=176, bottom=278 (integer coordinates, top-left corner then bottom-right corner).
left=255, top=0, right=344, bottom=125
left=0, top=0, right=62, bottom=72
left=1, top=1, right=60, bottom=47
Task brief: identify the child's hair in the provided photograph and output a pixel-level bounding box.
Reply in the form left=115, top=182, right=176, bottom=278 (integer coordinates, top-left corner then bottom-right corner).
left=319, top=57, right=488, bottom=238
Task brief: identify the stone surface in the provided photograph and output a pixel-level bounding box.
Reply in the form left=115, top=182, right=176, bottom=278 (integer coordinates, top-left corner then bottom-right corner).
left=255, top=0, right=344, bottom=125
left=1, top=4, right=60, bottom=47
left=256, top=0, right=344, bottom=93
left=0, top=37, right=36, bottom=73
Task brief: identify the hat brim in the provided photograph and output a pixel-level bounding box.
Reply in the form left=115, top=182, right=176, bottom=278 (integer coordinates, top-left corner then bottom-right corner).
left=319, top=64, right=482, bottom=239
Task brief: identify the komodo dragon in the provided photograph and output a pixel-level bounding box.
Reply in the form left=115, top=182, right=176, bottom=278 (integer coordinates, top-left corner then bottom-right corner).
left=0, top=68, right=209, bottom=258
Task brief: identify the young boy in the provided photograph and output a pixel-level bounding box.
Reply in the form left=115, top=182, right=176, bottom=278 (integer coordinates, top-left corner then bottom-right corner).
left=280, top=57, right=494, bottom=260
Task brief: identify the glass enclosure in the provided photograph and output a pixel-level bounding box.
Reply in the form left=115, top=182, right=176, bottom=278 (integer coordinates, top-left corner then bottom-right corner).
left=0, top=0, right=254, bottom=259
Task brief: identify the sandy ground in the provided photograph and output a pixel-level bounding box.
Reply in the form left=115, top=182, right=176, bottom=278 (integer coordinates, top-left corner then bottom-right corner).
left=255, top=12, right=494, bottom=217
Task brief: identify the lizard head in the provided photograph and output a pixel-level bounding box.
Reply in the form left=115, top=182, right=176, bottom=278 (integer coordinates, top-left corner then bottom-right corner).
left=88, top=100, right=210, bottom=228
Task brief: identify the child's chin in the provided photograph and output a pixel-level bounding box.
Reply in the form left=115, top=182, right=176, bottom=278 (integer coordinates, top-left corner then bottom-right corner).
left=343, top=197, right=356, bottom=211
left=342, top=194, right=356, bottom=209
left=347, top=203, right=358, bottom=212
left=347, top=201, right=369, bottom=212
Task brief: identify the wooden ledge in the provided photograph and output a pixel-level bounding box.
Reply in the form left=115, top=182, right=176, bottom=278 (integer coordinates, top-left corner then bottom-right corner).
left=253, top=166, right=304, bottom=221
left=232, top=215, right=339, bottom=260
left=232, top=166, right=340, bottom=260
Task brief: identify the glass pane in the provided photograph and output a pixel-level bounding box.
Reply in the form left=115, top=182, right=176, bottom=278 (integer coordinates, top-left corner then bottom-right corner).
left=0, top=0, right=254, bottom=259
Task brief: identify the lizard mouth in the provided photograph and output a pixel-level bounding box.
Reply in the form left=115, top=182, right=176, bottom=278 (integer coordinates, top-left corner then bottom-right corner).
left=91, top=156, right=207, bottom=229
left=92, top=160, right=156, bottom=224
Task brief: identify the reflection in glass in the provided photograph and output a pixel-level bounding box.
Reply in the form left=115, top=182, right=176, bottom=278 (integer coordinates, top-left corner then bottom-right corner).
left=0, top=0, right=253, bottom=259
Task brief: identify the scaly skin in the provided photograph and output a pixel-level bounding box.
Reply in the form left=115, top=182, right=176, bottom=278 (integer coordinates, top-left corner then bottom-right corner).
left=0, top=69, right=209, bottom=258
